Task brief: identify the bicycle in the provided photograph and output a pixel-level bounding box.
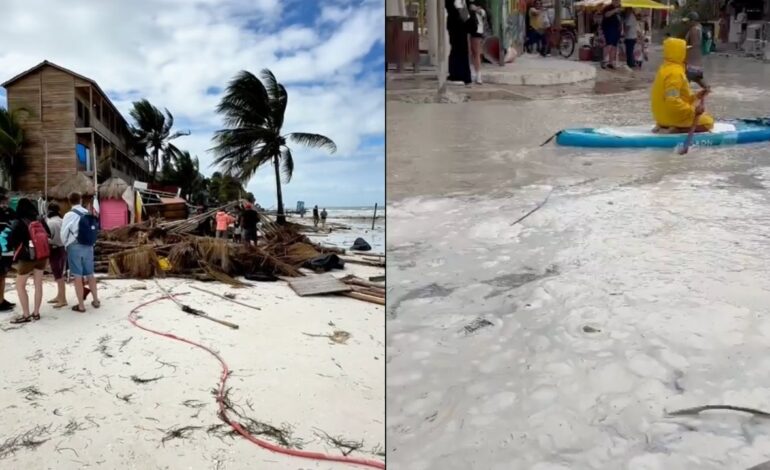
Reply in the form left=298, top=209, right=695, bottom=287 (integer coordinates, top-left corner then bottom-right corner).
left=524, top=23, right=576, bottom=58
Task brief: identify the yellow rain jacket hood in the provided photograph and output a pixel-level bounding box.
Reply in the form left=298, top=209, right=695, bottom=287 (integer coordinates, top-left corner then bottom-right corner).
left=651, top=38, right=713, bottom=130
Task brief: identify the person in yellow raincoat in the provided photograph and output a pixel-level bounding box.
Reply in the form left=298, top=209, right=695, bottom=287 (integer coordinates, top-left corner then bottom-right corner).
left=651, top=37, right=713, bottom=133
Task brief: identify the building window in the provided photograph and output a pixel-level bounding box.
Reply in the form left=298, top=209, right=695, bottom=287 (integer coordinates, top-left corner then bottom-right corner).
left=76, top=143, right=91, bottom=172
left=76, top=100, right=90, bottom=127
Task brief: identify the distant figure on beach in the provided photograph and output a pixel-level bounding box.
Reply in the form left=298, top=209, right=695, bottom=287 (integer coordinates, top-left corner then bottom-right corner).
left=46, top=202, right=67, bottom=309
left=215, top=210, right=234, bottom=239
left=7, top=198, right=50, bottom=324
left=313, top=205, right=320, bottom=227
left=62, top=192, right=101, bottom=313
left=240, top=202, right=259, bottom=246
left=321, top=208, right=328, bottom=229
left=0, top=190, right=17, bottom=312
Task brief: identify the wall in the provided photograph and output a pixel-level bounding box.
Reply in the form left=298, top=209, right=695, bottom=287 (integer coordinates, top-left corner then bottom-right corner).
left=7, top=65, right=76, bottom=193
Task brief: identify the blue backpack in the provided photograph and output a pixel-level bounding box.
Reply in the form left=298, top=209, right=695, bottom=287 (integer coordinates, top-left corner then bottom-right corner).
left=0, top=226, right=11, bottom=254
left=74, top=208, right=99, bottom=246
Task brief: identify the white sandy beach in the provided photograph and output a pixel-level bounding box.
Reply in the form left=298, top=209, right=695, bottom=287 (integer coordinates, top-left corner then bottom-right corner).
left=0, top=263, right=384, bottom=469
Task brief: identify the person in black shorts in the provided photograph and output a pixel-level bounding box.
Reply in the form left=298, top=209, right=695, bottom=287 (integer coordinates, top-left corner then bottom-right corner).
left=0, top=190, right=16, bottom=312
left=239, top=202, right=259, bottom=247
left=468, top=0, right=487, bottom=84
left=601, top=0, right=623, bottom=69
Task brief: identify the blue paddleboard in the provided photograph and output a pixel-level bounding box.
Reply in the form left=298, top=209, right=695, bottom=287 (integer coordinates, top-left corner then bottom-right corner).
left=555, top=119, right=770, bottom=149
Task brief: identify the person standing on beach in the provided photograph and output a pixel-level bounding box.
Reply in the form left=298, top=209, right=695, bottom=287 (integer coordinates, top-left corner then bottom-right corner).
left=0, top=190, right=17, bottom=312
left=7, top=198, right=50, bottom=324
left=313, top=205, right=320, bottom=227
left=45, top=202, right=67, bottom=309
left=240, top=202, right=259, bottom=246
left=62, top=192, right=101, bottom=313
left=215, top=209, right=234, bottom=239
left=321, top=208, right=328, bottom=229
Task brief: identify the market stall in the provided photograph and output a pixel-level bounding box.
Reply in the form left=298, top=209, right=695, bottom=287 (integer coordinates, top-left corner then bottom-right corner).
left=574, top=0, right=672, bottom=63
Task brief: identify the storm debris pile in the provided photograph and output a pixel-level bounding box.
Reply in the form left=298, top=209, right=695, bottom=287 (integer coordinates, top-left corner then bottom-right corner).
left=96, top=205, right=344, bottom=283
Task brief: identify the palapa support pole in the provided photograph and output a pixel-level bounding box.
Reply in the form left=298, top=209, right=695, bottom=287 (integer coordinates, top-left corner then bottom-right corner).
left=44, top=139, right=48, bottom=201
left=371, top=203, right=378, bottom=230
left=154, top=280, right=239, bottom=329
left=190, top=285, right=261, bottom=311
left=436, top=0, right=447, bottom=98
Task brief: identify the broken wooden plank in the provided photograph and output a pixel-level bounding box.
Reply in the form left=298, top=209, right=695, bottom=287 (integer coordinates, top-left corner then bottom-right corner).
left=342, top=291, right=385, bottom=305
left=288, top=274, right=352, bottom=297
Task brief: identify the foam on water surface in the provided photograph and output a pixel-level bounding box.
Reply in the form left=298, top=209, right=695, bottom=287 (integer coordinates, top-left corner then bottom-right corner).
left=387, top=172, right=770, bottom=469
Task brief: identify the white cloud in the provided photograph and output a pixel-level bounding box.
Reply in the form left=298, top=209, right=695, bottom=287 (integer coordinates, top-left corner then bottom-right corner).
left=0, top=0, right=384, bottom=207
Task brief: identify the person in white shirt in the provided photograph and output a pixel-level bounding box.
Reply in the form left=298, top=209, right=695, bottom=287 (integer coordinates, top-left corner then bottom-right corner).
left=61, top=192, right=100, bottom=312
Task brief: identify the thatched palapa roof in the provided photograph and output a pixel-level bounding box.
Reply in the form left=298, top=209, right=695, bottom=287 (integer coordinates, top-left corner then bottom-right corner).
left=99, top=177, right=129, bottom=199
left=48, top=172, right=96, bottom=200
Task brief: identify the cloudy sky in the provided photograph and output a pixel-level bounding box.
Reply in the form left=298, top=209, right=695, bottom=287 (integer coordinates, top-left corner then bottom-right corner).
left=0, top=0, right=384, bottom=209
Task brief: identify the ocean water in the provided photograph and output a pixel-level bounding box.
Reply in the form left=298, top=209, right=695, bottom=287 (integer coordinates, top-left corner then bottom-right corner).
left=316, top=205, right=386, bottom=221
left=295, top=205, right=385, bottom=255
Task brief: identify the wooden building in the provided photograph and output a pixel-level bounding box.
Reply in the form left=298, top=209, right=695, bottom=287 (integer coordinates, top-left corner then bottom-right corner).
left=1, top=60, right=149, bottom=193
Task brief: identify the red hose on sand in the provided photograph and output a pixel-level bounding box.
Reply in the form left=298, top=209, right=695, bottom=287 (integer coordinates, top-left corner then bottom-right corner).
left=128, top=295, right=386, bottom=470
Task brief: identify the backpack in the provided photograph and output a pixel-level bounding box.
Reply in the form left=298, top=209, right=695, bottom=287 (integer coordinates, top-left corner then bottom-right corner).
left=74, top=208, right=99, bottom=246
left=0, top=226, right=11, bottom=255
left=14, top=220, right=50, bottom=261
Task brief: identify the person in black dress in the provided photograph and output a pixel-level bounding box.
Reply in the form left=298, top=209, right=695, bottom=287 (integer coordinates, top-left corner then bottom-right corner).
left=446, top=0, right=472, bottom=84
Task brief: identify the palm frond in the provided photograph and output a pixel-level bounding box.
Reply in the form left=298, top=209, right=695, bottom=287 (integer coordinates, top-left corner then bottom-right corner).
left=287, top=133, right=337, bottom=153
left=217, top=71, right=271, bottom=128
left=280, top=147, right=294, bottom=183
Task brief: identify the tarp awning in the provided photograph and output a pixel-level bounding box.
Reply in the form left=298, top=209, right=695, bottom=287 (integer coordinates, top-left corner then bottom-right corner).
left=575, top=0, right=673, bottom=10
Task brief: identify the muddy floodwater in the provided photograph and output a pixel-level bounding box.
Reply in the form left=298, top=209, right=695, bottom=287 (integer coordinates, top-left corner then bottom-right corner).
left=387, top=54, right=770, bottom=470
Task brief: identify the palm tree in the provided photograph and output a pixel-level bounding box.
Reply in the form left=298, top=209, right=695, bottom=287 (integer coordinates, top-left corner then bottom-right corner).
left=0, top=108, right=28, bottom=189
left=129, top=99, right=189, bottom=182
left=212, top=69, right=336, bottom=224
left=161, top=149, right=206, bottom=201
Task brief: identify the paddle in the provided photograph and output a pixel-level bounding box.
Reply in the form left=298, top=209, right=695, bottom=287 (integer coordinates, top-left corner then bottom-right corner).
left=678, top=93, right=707, bottom=155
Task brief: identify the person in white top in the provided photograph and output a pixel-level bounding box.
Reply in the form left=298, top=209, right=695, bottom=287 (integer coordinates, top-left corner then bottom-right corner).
left=61, top=192, right=100, bottom=312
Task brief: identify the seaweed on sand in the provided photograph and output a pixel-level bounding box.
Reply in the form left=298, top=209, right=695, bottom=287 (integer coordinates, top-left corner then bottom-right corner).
left=0, top=425, right=53, bottom=459
left=95, top=335, right=113, bottom=358
left=130, top=375, right=163, bottom=384
left=115, top=393, right=134, bottom=404
left=217, top=387, right=304, bottom=449
left=18, top=385, right=45, bottom=401
left=159, top=425, right=203, bottom=445
left=313, top=428, right=364, bottom=456
left=63, top=419, right=87, bottom=436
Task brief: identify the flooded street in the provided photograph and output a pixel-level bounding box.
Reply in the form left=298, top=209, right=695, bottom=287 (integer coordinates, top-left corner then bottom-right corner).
left=387, top=55, right=770, bottom=470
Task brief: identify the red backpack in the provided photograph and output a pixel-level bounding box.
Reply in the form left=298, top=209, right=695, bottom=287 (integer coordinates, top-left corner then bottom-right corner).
left=14, top=220, right=50, bottom=261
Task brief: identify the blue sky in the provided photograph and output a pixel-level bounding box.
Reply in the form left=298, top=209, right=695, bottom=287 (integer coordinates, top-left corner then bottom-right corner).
left=0, top=0, right=384, bottom=208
